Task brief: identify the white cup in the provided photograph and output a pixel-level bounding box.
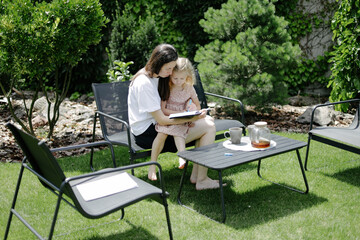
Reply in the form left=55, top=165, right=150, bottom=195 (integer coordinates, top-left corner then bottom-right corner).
left=224, top=127, right=242, bottom=144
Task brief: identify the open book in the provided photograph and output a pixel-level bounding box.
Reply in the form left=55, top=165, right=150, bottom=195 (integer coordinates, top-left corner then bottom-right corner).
left=169, top=110, right=201, bottom=119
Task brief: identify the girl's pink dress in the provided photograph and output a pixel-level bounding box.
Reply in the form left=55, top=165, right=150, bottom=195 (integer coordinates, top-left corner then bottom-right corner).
left=156, top=85, right=197, bottom=139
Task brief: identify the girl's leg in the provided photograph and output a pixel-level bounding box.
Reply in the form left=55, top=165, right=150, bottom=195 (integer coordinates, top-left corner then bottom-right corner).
left=186, top=116, right=221, bottom=190
left=149, top=133, right=168, bottom=181
left=174, top=136, right=186, bottom=169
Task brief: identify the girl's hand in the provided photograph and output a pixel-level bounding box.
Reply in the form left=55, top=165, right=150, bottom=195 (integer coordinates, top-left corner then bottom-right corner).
left=187, top=102, right=197, bottom=111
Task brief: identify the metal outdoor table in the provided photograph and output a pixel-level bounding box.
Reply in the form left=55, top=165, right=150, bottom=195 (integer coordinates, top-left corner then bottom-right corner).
left=177, top=134, right=309, bottom=223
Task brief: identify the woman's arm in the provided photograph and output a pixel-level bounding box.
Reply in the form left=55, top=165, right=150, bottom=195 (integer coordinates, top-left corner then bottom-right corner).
left=151, top=109, right=206, bottom=126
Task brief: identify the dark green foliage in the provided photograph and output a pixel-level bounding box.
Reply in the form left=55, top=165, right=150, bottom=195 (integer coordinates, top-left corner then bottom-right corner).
left=285, top=54, right=331, bottom=96
left=107, top=60, right=133, bottom=82
left=0, top=0, right=107, bottom=137
left=274, top=0, right=338, bottom=96
left=329, top=0, right=360, bottom=111
left=161, top=0, right=226, bottom=62
left=108, top=6, right=160, bottom=73
left=195, top=0, right=301, bottom=107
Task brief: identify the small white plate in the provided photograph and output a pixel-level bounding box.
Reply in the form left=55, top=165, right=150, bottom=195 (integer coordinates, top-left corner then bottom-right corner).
left=223, top=137, right=276, bottom=151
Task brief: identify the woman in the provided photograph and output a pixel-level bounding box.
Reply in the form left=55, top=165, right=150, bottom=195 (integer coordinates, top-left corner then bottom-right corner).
left=128, top=43, right=220, bottom=190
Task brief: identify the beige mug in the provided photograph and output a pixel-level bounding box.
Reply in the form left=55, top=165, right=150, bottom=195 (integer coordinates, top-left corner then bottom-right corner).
left=224, top=127, right=242, bottom=144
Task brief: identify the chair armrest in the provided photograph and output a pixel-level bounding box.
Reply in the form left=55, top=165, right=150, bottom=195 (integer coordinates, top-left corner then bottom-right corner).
left=95, top=110, right=134, bottom=150
left=50, top=141, right=114, bottom=153
left=205, top=92, right=245, bottom=125
left=65, top=161, right=168, bottom=195
left=95, top=110, right=129, bottom=127
left=309, top=99, right=360, bottom=130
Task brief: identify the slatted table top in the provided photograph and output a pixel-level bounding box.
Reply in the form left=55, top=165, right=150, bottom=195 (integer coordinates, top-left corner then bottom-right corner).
left=178, top=134, right=307, bottom=170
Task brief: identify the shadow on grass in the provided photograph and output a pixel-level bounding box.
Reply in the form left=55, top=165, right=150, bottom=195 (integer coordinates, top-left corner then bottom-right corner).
left=327, top=165, right=360, bottom=187
left=56, top=219, right=160, bottom=240
left=175, top=183, right=326, bottom=229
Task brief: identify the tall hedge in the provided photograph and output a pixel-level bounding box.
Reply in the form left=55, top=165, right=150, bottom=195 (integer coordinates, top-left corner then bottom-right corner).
left=108, top=7, right=159, bottom=73
left=328, top=0, right=360, bottom=111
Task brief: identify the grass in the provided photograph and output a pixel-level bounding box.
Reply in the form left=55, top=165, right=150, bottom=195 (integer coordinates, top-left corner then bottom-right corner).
left=1, top=132, right=360, bottom=239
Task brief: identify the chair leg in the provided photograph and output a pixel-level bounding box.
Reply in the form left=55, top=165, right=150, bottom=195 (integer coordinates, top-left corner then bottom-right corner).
left=4, top=164, right=25, bottom=240
left=109, top=144, right=116, bottom=168
left=47, top=193, right=64, bottom=240
left=90, top=114, right=98, bottom=171
left=120, top=208, right=125, bottom=220
left=304, top=134, right=312, bottom=171
left=162, top=198, right=173, bottom=240
left=130, top=154, right=135, bottom=175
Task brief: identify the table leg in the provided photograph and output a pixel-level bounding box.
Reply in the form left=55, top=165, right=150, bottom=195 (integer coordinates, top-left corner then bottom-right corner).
left=177, top=160, right=188, bottom=205
left=177, top=162, right=227, bottom=223
left=257, top=149, right=309, bottom=194
left=218, top=170, right=226, bottom=223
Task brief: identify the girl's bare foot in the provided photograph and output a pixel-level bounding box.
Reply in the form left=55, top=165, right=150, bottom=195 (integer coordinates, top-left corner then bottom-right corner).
left=148, top=165, right=157, bottom=181
left=195, top=177, right=226, bottom=190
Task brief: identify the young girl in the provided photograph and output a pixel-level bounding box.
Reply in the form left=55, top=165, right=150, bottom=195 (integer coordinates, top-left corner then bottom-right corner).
left=148, top=57, right=202, bottom=181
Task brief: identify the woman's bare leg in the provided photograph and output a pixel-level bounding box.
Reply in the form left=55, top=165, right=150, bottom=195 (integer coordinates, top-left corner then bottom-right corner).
left=186, top=116, right=220, bottom=190
left=189, top=140, right=200, bottom=183
left=149, top=133, right=168, bottom=181
left=174, top=136, right=186, bottom=169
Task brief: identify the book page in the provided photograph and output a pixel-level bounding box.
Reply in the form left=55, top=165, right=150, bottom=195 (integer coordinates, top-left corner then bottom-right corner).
left=169, top=111, right=201, bottom=119
left=76, top=172, right=138, bottom=201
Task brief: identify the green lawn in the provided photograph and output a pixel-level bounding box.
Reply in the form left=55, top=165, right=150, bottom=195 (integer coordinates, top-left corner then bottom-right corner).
left=1, top=132, right=359, bottom=239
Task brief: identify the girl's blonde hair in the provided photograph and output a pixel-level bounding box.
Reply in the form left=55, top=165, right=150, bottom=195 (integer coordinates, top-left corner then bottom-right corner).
left=170, top=57, right=196, bottom=88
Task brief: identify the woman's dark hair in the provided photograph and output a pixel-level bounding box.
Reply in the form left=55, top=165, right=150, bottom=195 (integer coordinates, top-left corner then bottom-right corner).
left=145, top=44, right=178, bottom=76
left=158, top=77, right=171, bottom=101
left=131, top=44, right=178, bottom=88
left=144, top=44, right=178, bottom=100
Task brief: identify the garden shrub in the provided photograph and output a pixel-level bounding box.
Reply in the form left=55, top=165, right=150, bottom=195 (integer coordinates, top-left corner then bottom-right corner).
left=328, top=0, right=360, bottom=111
left=108, top=6, right=160, bottom=73
left=195, top=0, right=301, bottom=107
left=0, top=0, right=107, bottom=137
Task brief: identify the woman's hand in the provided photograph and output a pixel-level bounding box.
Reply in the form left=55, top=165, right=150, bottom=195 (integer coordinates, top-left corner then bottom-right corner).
left=192, top=109, right=207, bottom=120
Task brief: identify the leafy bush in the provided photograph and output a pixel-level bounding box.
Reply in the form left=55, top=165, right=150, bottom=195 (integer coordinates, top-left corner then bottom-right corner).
left=107, top=60, right=134, bottom=82
left=195, top=0, right=301, bottom=107
left=285, top=54, right=331, bottom=96
left=108, top=6, right=159, bottom=73
left=0, top=0, right=107, bottom=137
left=328, top=0, right=360, bottom=111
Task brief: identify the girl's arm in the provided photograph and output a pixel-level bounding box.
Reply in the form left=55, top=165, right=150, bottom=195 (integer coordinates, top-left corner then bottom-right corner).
left=192, top=96, right=201, bottom=110
left=187, top=86, right=201, bottom=111
left=160, top=100, right=184, bottom=116
left=151, top=109, right=206, bottom=126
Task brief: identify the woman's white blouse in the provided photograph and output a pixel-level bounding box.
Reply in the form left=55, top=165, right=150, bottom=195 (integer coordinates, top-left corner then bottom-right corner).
left=128, top=74, right=161, bottom=136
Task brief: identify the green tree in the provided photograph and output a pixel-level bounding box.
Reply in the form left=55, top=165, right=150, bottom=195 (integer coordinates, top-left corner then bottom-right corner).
left=0, top=0, right=108, bottom=137
left=328, top=0, right=360, bottom=111
left=194, top=0, right=301, bottom=107
left=108, top=5, right=160, bottom=72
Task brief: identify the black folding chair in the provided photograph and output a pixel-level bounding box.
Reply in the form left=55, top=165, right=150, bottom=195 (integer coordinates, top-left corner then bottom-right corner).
left=304, top=99, right=360, bottom=170
left=4, top=123, right=173, bottom=240
left=193, top=70, right=245, bottom=139
left=91, top=71, right=245, bottom=168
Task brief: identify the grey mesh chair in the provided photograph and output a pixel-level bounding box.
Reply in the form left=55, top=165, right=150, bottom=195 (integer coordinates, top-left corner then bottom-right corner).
left=4, top=123, right=173, bottom=240
left=304, top=99, right=360, bottom=170
left=193, top=70, right=245, bottom=139
left=91, top=81, right=150, bottom=171
left=91, top=72, right=245, bottom=167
